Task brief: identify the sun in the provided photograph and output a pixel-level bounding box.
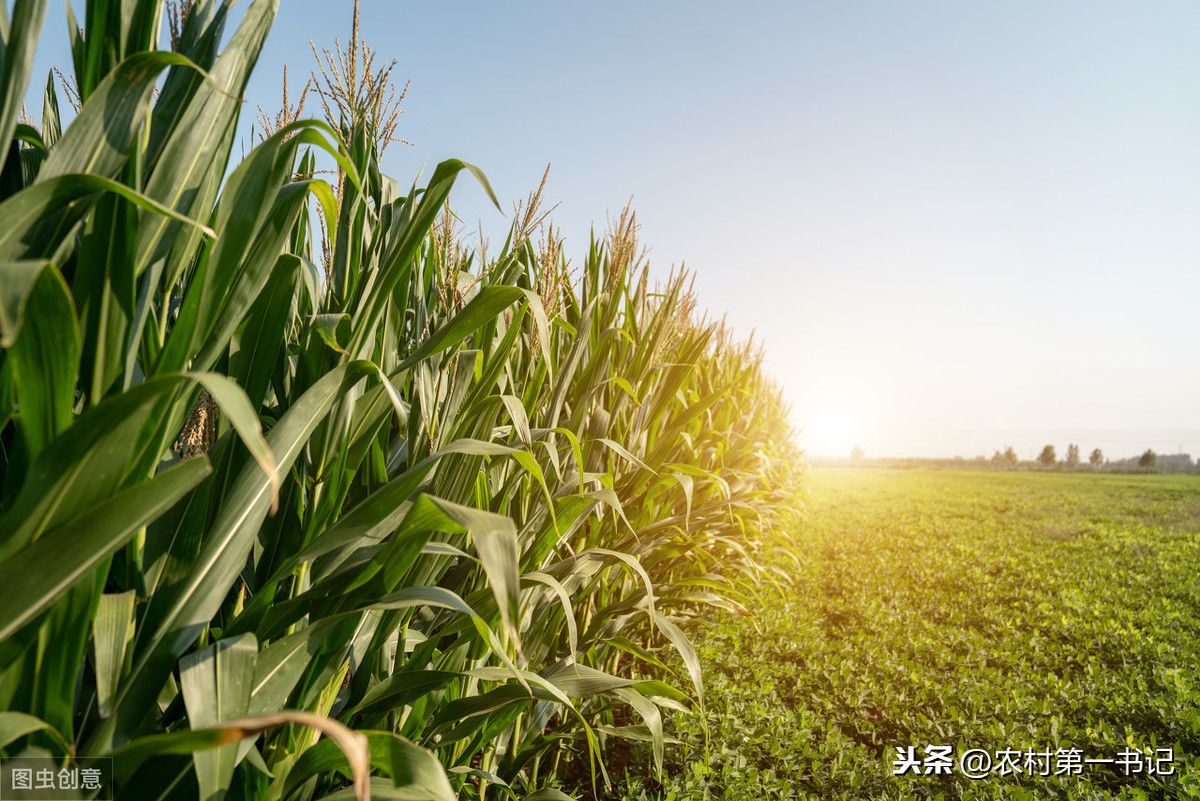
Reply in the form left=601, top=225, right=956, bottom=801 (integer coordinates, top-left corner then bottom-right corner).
left=816, top=412, right=853, bottom=442
left=802, top=409, right=861, bottom=457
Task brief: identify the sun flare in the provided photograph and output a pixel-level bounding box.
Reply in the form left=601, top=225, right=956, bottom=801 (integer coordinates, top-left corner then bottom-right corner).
left=803, top=408, right=861, bottom=456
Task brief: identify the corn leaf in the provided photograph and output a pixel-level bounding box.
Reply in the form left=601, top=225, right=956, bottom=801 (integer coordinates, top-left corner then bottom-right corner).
left=0, top=456, right=210, bottom=642
left=180, top=634, right=258, bottom=801
left=93, top=591, right=136, bottom=718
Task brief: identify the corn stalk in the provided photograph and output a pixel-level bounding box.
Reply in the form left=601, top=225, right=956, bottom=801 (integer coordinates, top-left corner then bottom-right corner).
left=0, top=1, right=803, bottom=799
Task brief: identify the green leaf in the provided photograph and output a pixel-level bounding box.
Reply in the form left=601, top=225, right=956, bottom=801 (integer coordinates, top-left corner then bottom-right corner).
left=316, top=777, right=453, bottom=801
left=540, top=663, right=640, bottom=699
left=523, top=571, right=578, bottom=658
left=0, top=711, right=55, bottom=749
left=5, top=261, right=78, bottom=461
left=0, top=260, right=50, bottom=347
left=170, top=179, right=314, bottom=373
left=598, top=437, right=655, bottom=475
left=0, top=374, right=194, bottom=560
left=233, top=713, right=370, bottom=801
left=69, top=0, right=164, bottom=100
left=287, top=732, right=454, bottom=801
left=310, top=312, right=351, bottom=354
left=382, top=732, right=456, bottom=801
left=158, top=131, right=347, bottom=376
left=288, top=457, right=439, bottom=572
left=370, top=585, right=478, bottom=617
left=93, top=591, right=136, bottom=718
left=187, top=372, right=280, bottom=512
left=586, top=548, right=657, bottom=631
left=39, top=68, right=60, bottom=149
left=500, top=394, right=532, bottom=445
left=180, top=634, right=258, bottom=801
left=394, top=286, right=524, bottom=372
left=428, top=496, right=521, bottom=644
left=347, top=160, right=501, bottom=360
left=0, top=173, right=215, bottom=262
left=247, top=619, right=341, bottom=717
left=38, top=51, right=207, bottom=184
left=347, top=670, right=459, bottom=719
left=73, top=191, right=137, bottom=404
left=652, top=611, right=704, bottom=709
left=433, top=684, right=539, bottom=733
left=0, top=457, right=210, bottom=643
left=448, top=765, right=510, bottom=788
left=613, top=687, right=664, bottom=777
left=134, top=0, right=284, bottom=284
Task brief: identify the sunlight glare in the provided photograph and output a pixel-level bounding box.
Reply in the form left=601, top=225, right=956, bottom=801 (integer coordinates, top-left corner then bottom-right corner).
left=803, top=408, right=861, bottom=457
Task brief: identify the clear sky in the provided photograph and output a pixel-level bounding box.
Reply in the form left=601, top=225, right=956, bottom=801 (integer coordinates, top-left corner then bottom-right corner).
left=23, top=1, right=1200, bottom=460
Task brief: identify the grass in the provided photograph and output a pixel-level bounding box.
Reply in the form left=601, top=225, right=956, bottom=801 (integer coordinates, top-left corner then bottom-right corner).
left=600, top=468, right=1200, bottom=800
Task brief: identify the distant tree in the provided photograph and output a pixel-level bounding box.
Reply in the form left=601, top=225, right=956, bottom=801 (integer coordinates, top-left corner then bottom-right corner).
left=1038, top=444, right=1056, bottom=467
left=1089, top=447, right=1104, bottom=468
left=1065, top=443, right=1080, bottom=468
left=1003, top=446, right=1018, bottom=467
left=1139, top=449, right=1157, bottom=469
left=850, top=445, right=864, bottom=461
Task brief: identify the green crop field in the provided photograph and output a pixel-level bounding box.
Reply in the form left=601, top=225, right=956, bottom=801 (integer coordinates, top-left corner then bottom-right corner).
left=602, top=468, right=1200, bottom=800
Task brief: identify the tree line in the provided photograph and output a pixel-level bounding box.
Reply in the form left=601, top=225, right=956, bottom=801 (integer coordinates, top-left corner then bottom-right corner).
left=829, top=445, right=1197, bottom=473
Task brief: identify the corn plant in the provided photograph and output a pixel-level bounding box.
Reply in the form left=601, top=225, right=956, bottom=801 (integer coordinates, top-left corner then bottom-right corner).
left=0, top=1, right=804, bottom=799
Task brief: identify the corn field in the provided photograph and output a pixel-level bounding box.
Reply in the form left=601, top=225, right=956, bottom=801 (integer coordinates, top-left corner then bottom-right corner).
left=0, top=1, right=803, bottom=799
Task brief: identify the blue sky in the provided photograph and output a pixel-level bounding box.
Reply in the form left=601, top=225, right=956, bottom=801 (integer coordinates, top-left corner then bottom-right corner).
left=23, top=1, right=1200, bottom=458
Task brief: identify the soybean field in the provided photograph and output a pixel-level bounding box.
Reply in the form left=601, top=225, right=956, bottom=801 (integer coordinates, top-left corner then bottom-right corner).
left=604, top=469, right=1200, bottom=800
